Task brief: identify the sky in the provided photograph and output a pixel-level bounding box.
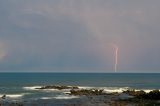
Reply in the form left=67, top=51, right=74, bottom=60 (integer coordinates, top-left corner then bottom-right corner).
left=0, top=0, right=160, bottom=72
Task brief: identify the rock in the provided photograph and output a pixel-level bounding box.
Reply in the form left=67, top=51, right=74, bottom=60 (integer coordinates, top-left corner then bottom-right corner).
left=123, top=89, right=160, bottom=100
left=144, top=90, right=160, bottom=100
left=69, top=89, right=105, bottom=96
left=35, top=85, right=79, bottom=90
left=123, top=89, right=146, bottom=97
left=1, top=95, right=6, bottom=99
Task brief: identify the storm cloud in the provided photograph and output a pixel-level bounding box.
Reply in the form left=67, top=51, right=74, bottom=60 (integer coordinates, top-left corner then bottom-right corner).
left=0, top=0, right=160, bottom=72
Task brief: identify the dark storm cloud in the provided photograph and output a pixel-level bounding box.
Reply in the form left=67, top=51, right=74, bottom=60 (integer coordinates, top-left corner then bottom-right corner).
left=0, top=0, right=160, bottom=72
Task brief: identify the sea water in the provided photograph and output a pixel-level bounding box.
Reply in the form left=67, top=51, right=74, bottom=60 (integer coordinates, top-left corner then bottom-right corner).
left=0, top=73, right=159, bottom=101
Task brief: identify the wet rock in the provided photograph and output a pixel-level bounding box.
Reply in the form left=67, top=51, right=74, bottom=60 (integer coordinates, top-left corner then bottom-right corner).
left=123, top=89, right=146, bottom=97
left=36, top=85, right=79, bottom=90
left=1, top=95, right=6, bottom=99
left=123, top=89, right=160, bottom=100
left=69, top=89, right=105, bottom=96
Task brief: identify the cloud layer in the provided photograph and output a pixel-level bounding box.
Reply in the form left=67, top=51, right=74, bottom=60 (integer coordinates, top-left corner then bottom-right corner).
left=0, top=0, right=160, bottom=72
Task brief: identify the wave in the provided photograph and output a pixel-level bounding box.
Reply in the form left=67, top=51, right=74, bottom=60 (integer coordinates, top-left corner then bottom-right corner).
left=78, top=86, right=158, bottom=93
left=78, top=86, right=95, bottom=89
left=103, top=87, right=129, bottom=93
left=23, top=86, right=42, bottom=90
left=78, top=86, right=129, bottom=93
left=23, top=86, right=158, bottom=93
left=40, top=97, right=54, bottom=100
left=39, top=95, right=79, bottom=100
left=23, top=86, right=71, bottom=92
left=23, top=86, right=62, bottom=92
left=0, top=93, right=27, bottom=99
left=135, top=89, right=154, bottom=93
left=54, top=95, right=79, bottom=99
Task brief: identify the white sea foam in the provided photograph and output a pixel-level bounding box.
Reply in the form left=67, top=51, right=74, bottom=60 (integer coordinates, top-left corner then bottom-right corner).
left=23, top=86, right=70, bottom=92
left=0, top=93, right=27, bottom=99
left=63, top=91, right=70, bottom=94
left=144, top=90, right=153, bottom=93
left=103, top=87, right=159, bottom=93
left=23, top=86, right=158, bottom=94
left=54, top=95, right=79, bottom=99
left=7, top=94, right=23, bottom=98
left=40, top=95, right=79, bottom=100
left=78, top=86, right=158, bottom=93
left=40, top=97, right=53, bottom=100
left=23, top=86, right=41, bottom=90
left=103, top=87, right=129, bottom=93
left=41, top=89, right=60, bottom=92
left=135, top=89, right=154, bottom=93
left=78, top=86, right=129, bottom=93
left=78, top=86, right=95, bottom=89
left=23, top=86, right=58, bottom=92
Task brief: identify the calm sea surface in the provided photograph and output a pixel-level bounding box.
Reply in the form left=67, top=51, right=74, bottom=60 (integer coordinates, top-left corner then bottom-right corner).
left=0, top=73, right=159, bottom=101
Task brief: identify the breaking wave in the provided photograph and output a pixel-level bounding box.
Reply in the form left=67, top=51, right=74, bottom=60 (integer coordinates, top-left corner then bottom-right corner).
left=23, top=86, right=157, bottom=93
left=0, top=93, right=28, bottom=99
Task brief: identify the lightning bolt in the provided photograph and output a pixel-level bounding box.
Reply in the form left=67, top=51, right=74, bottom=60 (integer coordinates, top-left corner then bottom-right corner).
left=113, top=44, right=118, bottom=72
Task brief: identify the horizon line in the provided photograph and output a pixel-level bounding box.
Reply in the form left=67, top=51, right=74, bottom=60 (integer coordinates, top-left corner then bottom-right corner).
left=0, top=71, right=160, bottom=74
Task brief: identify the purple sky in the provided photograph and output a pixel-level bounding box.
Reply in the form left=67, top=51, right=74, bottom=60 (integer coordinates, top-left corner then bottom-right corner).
left=0, top=0, right=160, bottom=72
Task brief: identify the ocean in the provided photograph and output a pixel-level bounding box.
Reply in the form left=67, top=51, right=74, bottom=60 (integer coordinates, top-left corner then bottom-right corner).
left=0, top=73, right=159, bottom=101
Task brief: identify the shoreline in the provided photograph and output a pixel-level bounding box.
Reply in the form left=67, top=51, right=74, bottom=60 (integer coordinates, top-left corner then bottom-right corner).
left=0, top=85, right=160, bottom=106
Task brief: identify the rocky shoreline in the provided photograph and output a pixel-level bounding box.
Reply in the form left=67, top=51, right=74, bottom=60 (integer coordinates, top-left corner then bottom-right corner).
left=1, top=85, right=160, bottom=106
